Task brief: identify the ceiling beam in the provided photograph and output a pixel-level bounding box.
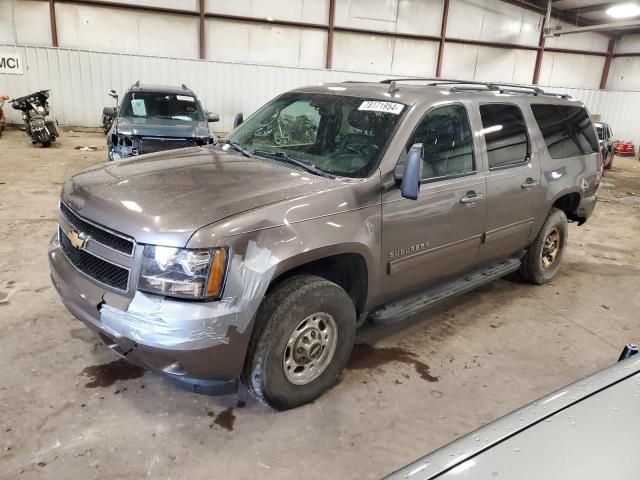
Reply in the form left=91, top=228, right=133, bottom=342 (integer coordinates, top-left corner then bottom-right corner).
left=499, top=0, right=600, bottom=26
left=546, top=18, right=640, bottom=34
left=563, top=1, right=622, bottom=14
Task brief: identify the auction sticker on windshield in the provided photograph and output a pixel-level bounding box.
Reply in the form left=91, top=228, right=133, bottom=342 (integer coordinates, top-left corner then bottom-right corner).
left=358, top=101, right=404, bottom=115
left=177, top=95, right=195, bottom=102
left=131, top=99, right=147, bottom=116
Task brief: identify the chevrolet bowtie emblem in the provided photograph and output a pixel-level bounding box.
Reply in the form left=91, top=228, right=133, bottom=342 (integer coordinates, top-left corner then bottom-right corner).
left=65, top=229, right=88, bottom=249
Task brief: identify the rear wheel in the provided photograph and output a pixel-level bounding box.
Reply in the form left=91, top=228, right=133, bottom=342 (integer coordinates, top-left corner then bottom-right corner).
left=605, top=154, right=613, bottom=169
left=242, top=275, right=356, bottom=410
left=520, top=207, right=567, bottom=284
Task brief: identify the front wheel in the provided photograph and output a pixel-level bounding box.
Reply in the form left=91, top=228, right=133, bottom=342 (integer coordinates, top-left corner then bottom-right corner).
left=520, top=207, right=568, bottom=284
left=242, top=275, right=356, bottom=410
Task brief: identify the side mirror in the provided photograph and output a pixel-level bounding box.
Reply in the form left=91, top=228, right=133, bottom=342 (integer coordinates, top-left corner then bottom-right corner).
left=233, top=112, right=244, bottom=129
left=400, top=143, right=423, bottom=200
left=207, top=112, right=220, bottom=123
left=103, top=106, right=115, bottom=117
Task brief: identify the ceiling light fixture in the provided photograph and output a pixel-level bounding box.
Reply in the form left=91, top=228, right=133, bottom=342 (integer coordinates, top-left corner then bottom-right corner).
left=606, top=3, right=640, bottom=18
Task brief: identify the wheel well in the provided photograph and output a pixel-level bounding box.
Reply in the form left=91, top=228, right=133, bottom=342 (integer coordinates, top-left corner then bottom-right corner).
left=270, top=254, right=368, bottom=317
left=553, top=193, right=581, bottom=222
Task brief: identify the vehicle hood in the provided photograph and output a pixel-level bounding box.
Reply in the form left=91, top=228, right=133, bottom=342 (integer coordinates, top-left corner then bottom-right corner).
left=115, top=116, right=211, bottom=138
left=61, top=147, right=338, bottom=247
left=386, top=355, right=640, bottom=480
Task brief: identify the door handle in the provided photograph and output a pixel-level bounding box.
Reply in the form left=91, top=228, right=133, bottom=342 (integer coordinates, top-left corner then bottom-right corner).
left=521, top=178, right=539, bottom=189
left=460, top=192, right=484, bottom=204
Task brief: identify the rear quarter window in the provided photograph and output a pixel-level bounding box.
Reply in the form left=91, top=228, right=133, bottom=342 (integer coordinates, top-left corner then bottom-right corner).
left=531, top=104, right=598, bottom=159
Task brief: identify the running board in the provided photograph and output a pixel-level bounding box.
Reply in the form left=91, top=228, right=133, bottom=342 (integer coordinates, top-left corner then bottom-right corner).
left=370, top=258, right=521, bottom=324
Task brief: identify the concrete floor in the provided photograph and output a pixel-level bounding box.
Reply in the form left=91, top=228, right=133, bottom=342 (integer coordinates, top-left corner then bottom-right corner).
left=1, top=128, right=639, bottom=480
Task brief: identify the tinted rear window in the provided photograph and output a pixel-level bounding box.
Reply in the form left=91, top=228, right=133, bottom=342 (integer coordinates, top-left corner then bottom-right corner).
left=480, top=104, right=529, bottom=169
left=531, top=104, right=598, bottom=159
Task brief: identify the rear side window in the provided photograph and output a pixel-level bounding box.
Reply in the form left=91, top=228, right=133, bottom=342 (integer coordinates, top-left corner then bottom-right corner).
left=531, top=104, right=598, bottom=159
left=480, top=104, right=529, bottom=169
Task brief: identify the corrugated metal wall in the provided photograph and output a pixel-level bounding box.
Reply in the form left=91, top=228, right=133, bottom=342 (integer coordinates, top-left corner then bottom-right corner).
left=0, top=44, right=398, bottom=132
left=1, top=44, right=639, bottom=145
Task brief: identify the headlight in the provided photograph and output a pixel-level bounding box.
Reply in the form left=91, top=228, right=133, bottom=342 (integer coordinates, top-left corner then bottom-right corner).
left=138, top=245, right=228, bottom=300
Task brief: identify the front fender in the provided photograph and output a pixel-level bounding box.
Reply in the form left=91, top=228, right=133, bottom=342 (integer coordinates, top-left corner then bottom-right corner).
left=185, top=208, right=381, bottom=374
left=218, top=206, right=381, bottom=306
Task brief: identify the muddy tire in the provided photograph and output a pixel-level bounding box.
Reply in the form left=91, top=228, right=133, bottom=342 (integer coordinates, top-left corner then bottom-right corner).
left=520, top=207, right=568, bottom=285
left=605, top=155, right=613, bottom=169
left=242, top=275, right=356, bottom=410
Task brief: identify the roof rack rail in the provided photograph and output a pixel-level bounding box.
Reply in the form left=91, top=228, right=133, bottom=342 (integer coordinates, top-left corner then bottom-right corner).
left=379, top=78, right=571, bottom=99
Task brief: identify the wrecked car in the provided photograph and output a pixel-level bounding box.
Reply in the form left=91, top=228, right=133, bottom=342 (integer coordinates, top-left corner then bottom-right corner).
left=50, top=79, right=601, bottom=410
left=104, top=82, right=219, bottom=160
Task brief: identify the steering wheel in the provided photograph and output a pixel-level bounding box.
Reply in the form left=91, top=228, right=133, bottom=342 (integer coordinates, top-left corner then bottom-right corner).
left=345, top=143, right=380, bottom=157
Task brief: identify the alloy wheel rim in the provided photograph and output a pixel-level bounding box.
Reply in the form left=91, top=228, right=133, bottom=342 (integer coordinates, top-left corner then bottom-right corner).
left=541, top=227, right=561, bottom=269
left=283, top=312, right=338, bottom=385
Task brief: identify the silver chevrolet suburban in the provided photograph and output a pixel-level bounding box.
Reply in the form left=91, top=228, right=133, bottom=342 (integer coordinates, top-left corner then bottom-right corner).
left=48, top=79, right=602, bottom=410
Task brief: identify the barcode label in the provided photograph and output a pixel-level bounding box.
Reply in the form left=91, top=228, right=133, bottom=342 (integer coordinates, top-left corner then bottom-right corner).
left=358, top=101, right=405, bottom=115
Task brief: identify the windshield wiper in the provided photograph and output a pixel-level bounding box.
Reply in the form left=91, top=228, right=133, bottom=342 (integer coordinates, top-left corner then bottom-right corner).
left=252, top=150, right=335, bottom=178
left=216, top=139, right=253, bottom=158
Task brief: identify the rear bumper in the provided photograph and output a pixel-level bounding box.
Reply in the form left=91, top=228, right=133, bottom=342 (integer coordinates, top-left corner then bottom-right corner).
left=48, top=234, right=248, bottom=392
left=577, top=194, right=598, bottom=224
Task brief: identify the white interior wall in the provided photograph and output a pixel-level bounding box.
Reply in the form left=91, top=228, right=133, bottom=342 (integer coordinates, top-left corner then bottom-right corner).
left=105, top=0, right=198, bottom=11
left=206, top=0, right=329, bottom=24
left=0, top=0, right=52, bottom=47
left=332, top=33, right=438, bottom=75
left=0, top=0, right=633, bottom=92
left=55, top=3, right=199, bottom=58
left=607, top=35, right=640, bottom=91
left=441, top=43, right=537, bottom=83
left=539, top=52, right=605, bottom=89
left=615, top=34, right=640, bottom=54
left=205, top=19, right=326, bottom=68
left=334, top=0, right=443, bottom=36
left=446, top=0, right=540, bottom=46
left=608, top=57, right=640, bottom=90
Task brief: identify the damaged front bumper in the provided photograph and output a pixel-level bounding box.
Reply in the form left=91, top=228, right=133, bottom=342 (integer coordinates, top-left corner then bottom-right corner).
left=108, top=134, right=212, bottom=160
left=48, top=234, right=277, bottom=395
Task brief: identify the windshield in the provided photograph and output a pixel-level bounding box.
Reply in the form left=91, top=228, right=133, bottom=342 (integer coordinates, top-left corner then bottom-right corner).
left=226, top=92, right=406, bottom=178
left=120, top=91, right=204, bottom=122
left=595, top=125, right=604, bottom=140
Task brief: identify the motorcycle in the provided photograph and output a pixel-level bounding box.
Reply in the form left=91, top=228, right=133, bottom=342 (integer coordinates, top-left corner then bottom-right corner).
left=11, top=90, right=59, bottom=147
left=254, top=114, right=317, bottom=146
left=0, top=95, right=8, bottom=139
left=101, top=89, right=118, bottom=135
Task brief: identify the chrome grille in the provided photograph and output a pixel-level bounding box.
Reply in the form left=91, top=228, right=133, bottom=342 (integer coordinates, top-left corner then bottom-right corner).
left=60, top=202, right=134, bottom=256
left=59, top=227, right=129, bottom=291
